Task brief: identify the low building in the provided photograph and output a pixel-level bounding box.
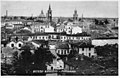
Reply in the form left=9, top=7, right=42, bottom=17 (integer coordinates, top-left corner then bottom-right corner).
left=92, top=37, right=118, bottom=46
left=46, top=58, right=64, bottom=70
left=31, top=22, right=54, bottom=33
left=71, top=43, right=96, bottom=57
left=78, top=43, right=96, bottom=57
left=56, top=43, right=71, bottom=56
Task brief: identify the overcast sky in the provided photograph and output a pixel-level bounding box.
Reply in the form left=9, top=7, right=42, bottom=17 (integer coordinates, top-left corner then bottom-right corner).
left=1, top=1, right=118, bottom=18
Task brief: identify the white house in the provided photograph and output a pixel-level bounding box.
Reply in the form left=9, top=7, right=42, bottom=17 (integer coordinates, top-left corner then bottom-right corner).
left=44, top=23, right=54, bottom=33
left=72, top=26, right=82, bottom=34
left=31, top=23, right=45, bottom=33
left=92, top=37, right=118, bottom=46
left=31, top=22, right=54, bottom=33
left=76, top=43, right=96, bottom=57
left=47, top=58, right=64, bottom=70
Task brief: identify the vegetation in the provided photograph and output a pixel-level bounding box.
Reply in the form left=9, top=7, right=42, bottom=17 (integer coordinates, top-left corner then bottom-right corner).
left=1, top=44, right=54, bottom=75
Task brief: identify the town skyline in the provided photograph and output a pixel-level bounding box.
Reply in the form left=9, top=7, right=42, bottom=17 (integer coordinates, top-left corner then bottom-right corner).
left=1, top=1, right=118, bottom=18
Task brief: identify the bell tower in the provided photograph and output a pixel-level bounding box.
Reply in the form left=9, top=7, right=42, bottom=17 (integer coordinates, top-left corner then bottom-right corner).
left=73, top=9, right=78, bottom=21
left=47, top=4, right=52, bottom=22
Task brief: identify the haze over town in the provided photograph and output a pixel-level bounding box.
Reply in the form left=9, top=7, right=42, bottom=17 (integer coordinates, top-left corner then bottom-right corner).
left=1, top=1, right=118, bottom=18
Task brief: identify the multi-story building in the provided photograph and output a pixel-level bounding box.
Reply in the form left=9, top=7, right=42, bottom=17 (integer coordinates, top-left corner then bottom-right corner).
left=1, top=19, right=25, bottom=30
left=30, top=22, right=54, bottom=33
left=56, top=22, right=82, bottom=34
left=11, top=32, right=91, bottom=44
left=70, top=43, right=96, bottom=57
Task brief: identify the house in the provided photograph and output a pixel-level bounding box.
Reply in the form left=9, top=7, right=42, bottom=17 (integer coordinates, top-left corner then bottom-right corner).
left=31, top=22, right=46, bottom=33
left=56, top=24, right=66, bottom=33
left=31, top=22, right=54, bottom=33
left=56, top=43, right=71, bottom=56
left=44, top=23, right=55, bottom=33
left=6, top=40, right=24, bottom=49
left=72, top=25, right=82, bottom=34
left=46, top=58, right=64, bottom=70
left=77, top=43, right=96, bottom=57
left=70, top=42, right=96, bottom=57
left=92, top=37, right=118, bottom=46
left=3, top=19, right=25, bottom=30
left=30, top=40, right=48, bottom=49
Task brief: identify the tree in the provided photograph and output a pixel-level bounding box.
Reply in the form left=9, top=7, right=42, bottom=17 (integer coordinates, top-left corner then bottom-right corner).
left=104, top=19, right=109, bottom=25
left=13, top=44, right=33, bottom=75
left=33, top=47, right=54, bottom=70
left=94, top=19, right=99, bottom=25
left=68, top=50, right=77, bottom=59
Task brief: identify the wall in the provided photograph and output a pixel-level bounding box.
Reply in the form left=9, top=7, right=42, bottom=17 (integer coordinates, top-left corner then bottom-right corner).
left=92, top=39, right=118, bottom=46
left=79, top=47, right=95, bottom=57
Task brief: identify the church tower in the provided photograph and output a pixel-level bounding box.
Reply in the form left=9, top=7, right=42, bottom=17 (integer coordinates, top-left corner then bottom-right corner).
left=73, top=9, right=78, bottom=21
left=47, top=4, right=52, bottom=22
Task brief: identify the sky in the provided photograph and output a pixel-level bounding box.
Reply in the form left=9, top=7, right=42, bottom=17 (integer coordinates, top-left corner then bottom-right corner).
left=1, top=1, right=118, bottom=18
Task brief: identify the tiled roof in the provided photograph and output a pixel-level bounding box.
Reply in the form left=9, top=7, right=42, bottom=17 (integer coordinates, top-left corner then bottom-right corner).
left=67, top=32, right=91, bottom=36
left=95, top=37, right=118, bottom=39
left=71, top=42, right=94, bottom=48
left=56, top=43, right=69, bottom=49
left=31, top=40, right=48, bottom=44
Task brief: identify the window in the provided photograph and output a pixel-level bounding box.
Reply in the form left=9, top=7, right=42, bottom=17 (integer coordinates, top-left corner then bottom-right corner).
left=57, top=50, right=60, bottom=54
left=67, top=51, right=69, bottom=54
left=89, top=53, right=91, bottom=57
left=19, top=44, right=22, bottom=47
left=11, top=44, right=14, bottom=47
left=82, top=48, right=84, bottom=51
left=61, top=50, right=63, bottom=55
left=64, top=50, right=66, bottom=55
left=46, top=37, right=48, bottom=39
left=39, top=37, right=41, bottom=39
left=82, top=53, right=84, bottom=55
left=43, top=37, right=44, bottom=39
left=89, top=48, right=91, bottom=51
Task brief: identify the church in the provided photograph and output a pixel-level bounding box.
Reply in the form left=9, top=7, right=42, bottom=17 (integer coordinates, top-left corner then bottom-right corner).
left=36, top=4, right=52, bottom=22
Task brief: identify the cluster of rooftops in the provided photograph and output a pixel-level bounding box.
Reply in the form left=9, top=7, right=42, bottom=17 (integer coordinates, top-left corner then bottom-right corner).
left=12, top=32, right=91, bottom=36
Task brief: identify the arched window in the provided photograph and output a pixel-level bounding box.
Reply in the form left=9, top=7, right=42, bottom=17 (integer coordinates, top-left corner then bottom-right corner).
left=89, top=48, right=91, bottom=51
left=89, top=53, right=91, bottom=57
left=11, top=44, right=14, bottom=47
left=19, top=43, right=22, bottom=47
left=82, top=48, right=84, bottom=51
left=57, top=50, right=60, bottom=54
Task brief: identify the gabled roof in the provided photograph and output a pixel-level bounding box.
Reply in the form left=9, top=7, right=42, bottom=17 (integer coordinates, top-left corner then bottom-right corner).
left=67, top=32, right=91, bottom=36
left=56, top=43, right=69, bottom=49
left=31, top=40, right=48, bottom=44
left=20, top=42, right=35, bottom=50
left=56, top=24, right=65, bottom=29
left=15, top=29, right=32, bottom=34
left=71, top=42, right=94, bottom=48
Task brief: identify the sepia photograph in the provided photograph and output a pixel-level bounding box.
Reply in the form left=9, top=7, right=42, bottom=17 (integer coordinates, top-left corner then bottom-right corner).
left=1, top=0, right=119, bottom=76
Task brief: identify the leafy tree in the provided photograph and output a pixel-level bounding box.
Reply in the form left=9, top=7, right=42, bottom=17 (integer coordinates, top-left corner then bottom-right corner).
left=13, top=45, right=33, bottom=75
left=68, top=50, right=77, bottom=59
left=33, top=47, right=54, bottom=70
